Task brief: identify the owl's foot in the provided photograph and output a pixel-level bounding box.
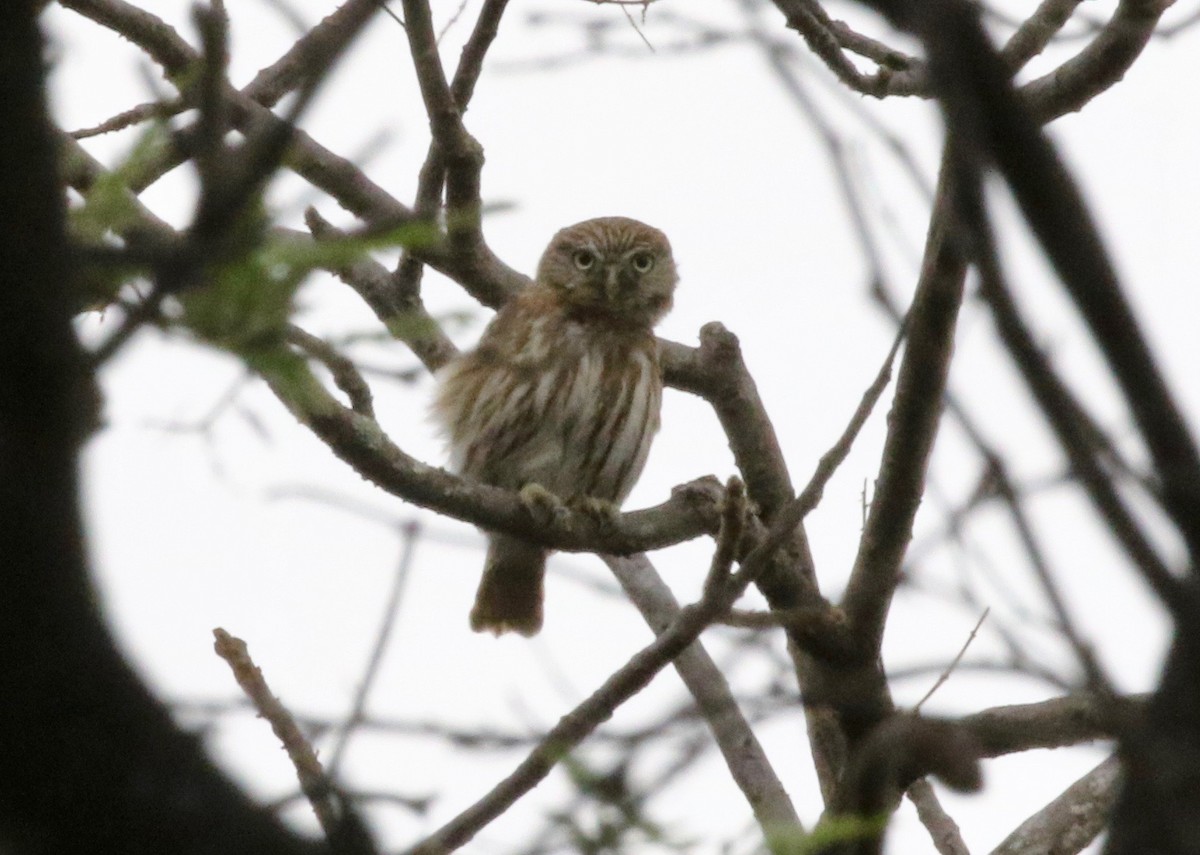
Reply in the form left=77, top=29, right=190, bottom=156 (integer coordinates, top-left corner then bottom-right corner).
left=519, top=482, right=569, bottom=525
left=569, top=495, right=622, bottom=531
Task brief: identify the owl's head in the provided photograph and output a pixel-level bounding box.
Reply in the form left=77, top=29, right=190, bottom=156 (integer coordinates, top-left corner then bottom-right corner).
left=535, top=216, right=677, bottom=327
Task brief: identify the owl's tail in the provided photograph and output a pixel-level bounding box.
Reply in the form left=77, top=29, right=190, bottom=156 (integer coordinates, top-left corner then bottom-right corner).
left=470, top=535, right=548, bottom=636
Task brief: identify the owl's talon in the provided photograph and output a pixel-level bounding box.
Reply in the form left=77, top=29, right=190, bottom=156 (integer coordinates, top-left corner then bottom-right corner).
left=569, top=495, right=622, bottom=530
left=519, top=482, right=568, bottom=524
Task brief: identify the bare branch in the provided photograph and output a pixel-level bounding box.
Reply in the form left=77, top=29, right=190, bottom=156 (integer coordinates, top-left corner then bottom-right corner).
left=606, top=553, right=804, bottom=847
left=399, top=0, right=488, bottom=248
left=662, top=323, right=825, bottom=638
left=213, top=628, right=376, bottom=855
left=404, top=495, right=797, bottom=854
left=769, top=0, right=926, bottom=98
left=287, top=325, right=376, bottom=418
left=907, top=778, right=971, bottom=855
left=303, top=207, right=459, bottom=372
left=972, top=236, right=1182, bottom=607
left=842, top=157, right=968, bottom=660
left=70, top=95, right=186, bottom=138
left=1000, top=0, right=1084, bottom=72
left=719, top=605, right=848, bottom=632
left=703, top=476, right=748, bottom=601
left=913, top=609, right=989, bottom=713
left=989, top=756, right=1119, bottom=855
left=60, top=0, right=528, bottom=304
left=960, top=693, right=1139, bottom=758
left=391, top=0, right=512, bottom=336
left=242, top=0, right=382, bottom=106
left=325, top=521, right=422, bottom=781
left=824, top=715, right=983, bottom=854
left=1023, top=0, right=1176, bottom=121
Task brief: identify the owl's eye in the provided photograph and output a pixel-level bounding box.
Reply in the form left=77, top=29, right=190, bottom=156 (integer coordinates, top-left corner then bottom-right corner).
left=573, top=250, right=596, bottom=270
left=631, top=253, right=655, bottom=273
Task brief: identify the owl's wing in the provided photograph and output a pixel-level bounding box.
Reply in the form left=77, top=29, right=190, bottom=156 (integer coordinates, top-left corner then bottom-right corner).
left=433, top=302, right=580, bottom=487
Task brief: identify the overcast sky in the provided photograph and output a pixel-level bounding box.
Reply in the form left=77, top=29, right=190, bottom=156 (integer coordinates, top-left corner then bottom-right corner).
left=45, top=1, right=1200, bottom=852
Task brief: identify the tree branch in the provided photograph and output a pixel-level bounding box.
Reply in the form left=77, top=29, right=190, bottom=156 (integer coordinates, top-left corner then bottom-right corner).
left=989, top=756, right=1119, bottom=855
left=842, top=156, right=967, bottom=659
left=1000, top=0, right=1085, bottom=72
left=260, top=354, right=723, bottom=554
left=606, top=554, right=803, bottom=845
left=399, top=0, right=489, bottom=249
left=404, top=489, right=796, bottom=854
left=60, top=0, right=528, bottom=305
left=242, top=0, right=383, bottom=106
left=1023, top=0, right=1174, bottom=121
left=960, top=693, right=1139, bottom=758
left=907, top=778, right=971, bottom=855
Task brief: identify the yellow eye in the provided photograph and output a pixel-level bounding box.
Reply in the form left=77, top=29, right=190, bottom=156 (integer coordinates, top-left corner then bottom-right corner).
left=631, top=253, right=655, bottom=273
left=573, top=250, right=596, bottom=270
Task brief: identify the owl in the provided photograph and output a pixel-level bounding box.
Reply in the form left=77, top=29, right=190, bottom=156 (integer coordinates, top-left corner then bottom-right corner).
left=433, top=217, right=678, bottom=636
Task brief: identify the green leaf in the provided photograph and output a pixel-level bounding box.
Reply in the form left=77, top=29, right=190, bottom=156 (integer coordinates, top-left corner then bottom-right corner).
left=177, top=249, right=298, bottom=355
left=774, top=813, right=888, bottom=855
left=68, top=123, right=171, bottom=243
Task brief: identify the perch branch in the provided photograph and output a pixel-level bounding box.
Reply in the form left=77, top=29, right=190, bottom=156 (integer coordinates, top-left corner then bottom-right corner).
left=260, top=354, right=722, bottom=554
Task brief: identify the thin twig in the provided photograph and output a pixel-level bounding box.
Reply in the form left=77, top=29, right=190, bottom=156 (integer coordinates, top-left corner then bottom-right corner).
left=325, top=520, right=422, bottom=780
left=70, top=96, right=186, bottom=138
left=287, top=325, right=376, bottom=418
left=212, top=628, right=342, bottom=839
left=970, top=198, right=1181, bottom=609
left=913, top=608, right=989, bottom=712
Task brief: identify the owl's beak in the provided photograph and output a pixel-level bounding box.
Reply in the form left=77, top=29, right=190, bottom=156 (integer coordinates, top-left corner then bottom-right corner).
left=604, top=265, right=622, bottom=302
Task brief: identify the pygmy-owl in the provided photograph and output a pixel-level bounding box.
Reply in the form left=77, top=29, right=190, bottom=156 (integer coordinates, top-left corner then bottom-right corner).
left=433, top=216, right=678, bottom=636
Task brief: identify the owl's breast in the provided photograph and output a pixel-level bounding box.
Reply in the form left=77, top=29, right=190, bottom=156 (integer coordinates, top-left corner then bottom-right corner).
left=536, top=330, right=662, bottom=502
left=434, top=304, right=662, bottom=504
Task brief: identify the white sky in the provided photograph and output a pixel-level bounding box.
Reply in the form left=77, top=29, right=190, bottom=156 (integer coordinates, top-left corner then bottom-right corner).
left=45, top=1, right=1200, bottom=852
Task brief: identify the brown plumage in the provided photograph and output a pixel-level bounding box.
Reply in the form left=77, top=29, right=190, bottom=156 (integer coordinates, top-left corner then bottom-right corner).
left=433, top=217, right=678, bottom=635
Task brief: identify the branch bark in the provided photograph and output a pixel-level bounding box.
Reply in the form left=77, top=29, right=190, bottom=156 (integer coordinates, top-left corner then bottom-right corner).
left=990, top=756, right=1119, bottom=855
left=841, top=154, right=967, bottom=674
left=606, top=553, right=804, bottom=846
